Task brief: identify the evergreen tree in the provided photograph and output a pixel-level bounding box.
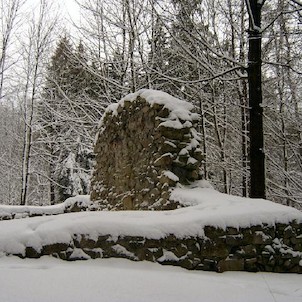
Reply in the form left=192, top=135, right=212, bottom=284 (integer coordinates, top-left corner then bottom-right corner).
left=37, top=36, right=102, bottom=203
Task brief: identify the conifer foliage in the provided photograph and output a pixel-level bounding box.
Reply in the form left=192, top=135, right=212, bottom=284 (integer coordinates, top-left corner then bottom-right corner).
left=38, top=36, right=103, bottom=203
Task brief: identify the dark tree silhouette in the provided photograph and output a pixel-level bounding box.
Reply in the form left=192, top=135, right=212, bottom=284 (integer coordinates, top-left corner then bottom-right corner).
left=246, top=0, right=266, bottom=198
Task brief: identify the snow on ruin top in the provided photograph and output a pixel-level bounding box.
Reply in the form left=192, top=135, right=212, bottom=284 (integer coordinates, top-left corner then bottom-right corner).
left=103, top=89, right=199, bottom=124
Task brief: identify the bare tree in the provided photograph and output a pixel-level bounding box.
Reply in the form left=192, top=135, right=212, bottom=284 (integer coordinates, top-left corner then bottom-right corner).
left=19, top=0, right=57, bottom=205
left=0, top=102, right=23, bottom=204
left=0, top=0, right=24, bottom=100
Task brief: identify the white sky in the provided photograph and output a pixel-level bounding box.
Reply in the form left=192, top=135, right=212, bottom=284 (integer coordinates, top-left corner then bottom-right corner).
left=25, top=0, right=81, bottom=23
left=59, top=0, right=81, bottom=22
left=22, top=0, right=82, bottom=39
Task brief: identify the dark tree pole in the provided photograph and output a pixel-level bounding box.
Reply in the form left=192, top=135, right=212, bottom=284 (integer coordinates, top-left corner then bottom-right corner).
left=246, top=0, right=266, bottom=199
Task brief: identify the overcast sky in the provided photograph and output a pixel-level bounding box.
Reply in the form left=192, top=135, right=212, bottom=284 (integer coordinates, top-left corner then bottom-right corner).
left=59, top=0, right=80, bottom=21
left=26, top=0, right=80, bottom=22
left=24, top=0, right=81, bottom=38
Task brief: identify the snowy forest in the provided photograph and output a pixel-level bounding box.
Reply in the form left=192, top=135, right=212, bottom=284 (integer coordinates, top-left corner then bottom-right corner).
left=0, top=0, right=301, bottom=209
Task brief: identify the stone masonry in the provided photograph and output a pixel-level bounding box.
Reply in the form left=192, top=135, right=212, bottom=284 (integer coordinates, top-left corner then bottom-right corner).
left=20, top=221, right=302, bottom=273
left=91, top=89, right=203, bottom=210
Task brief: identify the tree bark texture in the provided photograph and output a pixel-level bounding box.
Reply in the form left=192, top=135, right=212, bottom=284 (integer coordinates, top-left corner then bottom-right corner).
left=247, top=0, right=266, bottom=198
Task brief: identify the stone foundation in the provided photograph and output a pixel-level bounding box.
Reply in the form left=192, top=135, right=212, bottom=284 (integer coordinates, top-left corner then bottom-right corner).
left=19, top=221, right=302, bottom=273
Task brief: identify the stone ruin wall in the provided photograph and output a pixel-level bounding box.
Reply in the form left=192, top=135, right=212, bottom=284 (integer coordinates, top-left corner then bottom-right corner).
left=22, top=221, right=302, bottom=273
left=83, top=89, right=302, bottom=273
left=91, top=90, right=203, bottom=210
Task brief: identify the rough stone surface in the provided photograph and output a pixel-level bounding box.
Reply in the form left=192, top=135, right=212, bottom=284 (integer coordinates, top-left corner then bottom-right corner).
left=91, top=90, right=203, bottom=210
left=9, top=221, right=302, bottom=273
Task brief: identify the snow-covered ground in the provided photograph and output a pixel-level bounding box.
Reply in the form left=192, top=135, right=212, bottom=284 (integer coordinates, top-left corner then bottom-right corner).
left=0, top=256, right=301, bottom=302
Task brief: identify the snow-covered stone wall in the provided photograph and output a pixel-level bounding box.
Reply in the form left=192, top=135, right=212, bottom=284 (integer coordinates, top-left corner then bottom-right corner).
left=91, top=90, right=203, bottom=210
left=1, top=188, right=302, bottom=273
left=18, top=221, right=302, bottom=273
left=0, top=196, right=94, bottom=221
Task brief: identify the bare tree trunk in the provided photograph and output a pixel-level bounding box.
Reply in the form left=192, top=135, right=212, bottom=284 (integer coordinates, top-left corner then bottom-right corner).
left=240, top=80, right=249, bottom=197
left=239, top=0, right=249, bottom=197
left=125, top=0, right=136, bottom=92
left=212, top=86, right=228, bottom=194
left=49, top=160, right=55, bottom=204
left=0, top=0, right=22, bottom=100
left=246, top=0, right=266, bottom=199
left=198, top=96, right=208, bottom=179
left=20, top=0, right=56, bottom=205
left=20, top=37, right=40, bottom=205
left=230, top=0, right=249, bottom=196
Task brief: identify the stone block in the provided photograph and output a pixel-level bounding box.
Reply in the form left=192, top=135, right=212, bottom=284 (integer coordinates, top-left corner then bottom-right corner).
left=200, top=242, right=230, bottom=258
left=179, top=259, right=197, bottom=270
left=154, top=154, right=173, bottom=167
left=78, top=236, right=98, bottom=249
left=157, top=107, right=170, bottom=118
left=244, top=258, right=259, bottom=272
left=204, top=226, right=225, bottom=238
left=238, top=245, right=257, bottom=257
left=252, top=231, right=272, bottom=245
left=84, top=248, right=104, bottom=259
left=197, top=259, right=216, bottom=271
left=25, top=246, right=40, bottom=258
left=225, top=234, right=243, bottom=246
left=217, top=258, right=244, bottom=272
left=122, top=195, right=133, bottom=210
left=283, top=226, right=296, bottom=239
left=42, top=242, right=71, bottom=255
left=186, top=170, right=199, bottom=180
left=291, top=236, right=302, bottom=245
